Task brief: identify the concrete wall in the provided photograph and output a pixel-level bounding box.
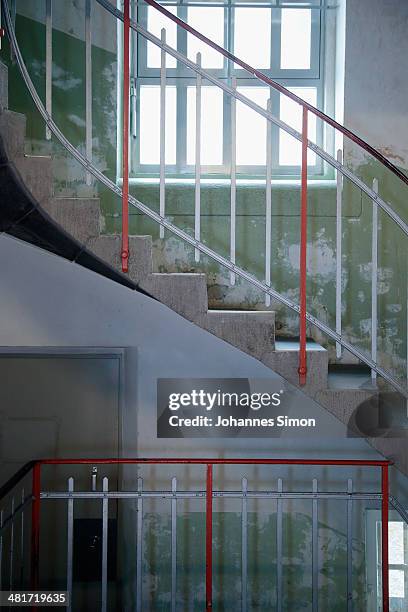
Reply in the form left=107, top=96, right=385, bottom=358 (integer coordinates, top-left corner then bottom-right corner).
left=344, top=0, right=408, bottom=169
left=1, top=2, right=407, bottom=367
left=0, top=234, right=407, bottom=608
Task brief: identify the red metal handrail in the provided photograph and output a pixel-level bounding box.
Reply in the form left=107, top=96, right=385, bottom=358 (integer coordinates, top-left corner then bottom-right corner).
left=11, top=457, right=390, bottom=610
left=0, top=458, right=392, bottom=607
left=121, top=0, right=130, bottom=272
left=142, top=0, right=408, bottom=387
left=205, top=464, right=213, bottom=612
left=382, top=465, right=390, bottom=612
left=145, top=0, right=408, bottom=189
left=299, top=107, right=308, bottom=385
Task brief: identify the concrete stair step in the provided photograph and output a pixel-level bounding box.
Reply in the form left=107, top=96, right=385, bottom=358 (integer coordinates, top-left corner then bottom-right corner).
left=42, top=197, right=101, bottom=244
left=140, top=273, right=208, bottom=323
left=204, top=310, right=275, bottom=361
left=88, top=235, right=153, bottom=283
left=328, top=364, right=376, bottom=391
left=0, top=110, right=26, bottom=161
left=14, top=155, right=53, bottom=206
left=263, top=338, right=329, bottom=394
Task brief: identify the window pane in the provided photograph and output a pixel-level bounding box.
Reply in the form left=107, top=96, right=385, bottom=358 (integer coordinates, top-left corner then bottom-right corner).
left=389, top=522, right=405, bottom=565
left=147, top=6, right=177, bottom=69
left=187, top=86, right=223, bottom=166
left=236, top=87, right=269, bottom=166
left=389, top=569, right=405, bottom=599
left=281, top=9, right=311, bottom=69
left=187, top=7, right=224, bottom=69
left=279, top=87, right=317, bottom=166
left=139, top=86, right=177, bottom=165
left=234, top=8, right=271, bottom=69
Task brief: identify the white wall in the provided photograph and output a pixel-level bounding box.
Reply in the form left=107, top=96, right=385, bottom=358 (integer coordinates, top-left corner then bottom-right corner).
left=1, top=236, right=406, bottom=610
left=344, top=0, right=408, bottom=168
left=0, top=234, right=381, bottom=464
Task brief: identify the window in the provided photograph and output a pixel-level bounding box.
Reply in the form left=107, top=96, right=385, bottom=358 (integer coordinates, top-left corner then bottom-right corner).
left=131, top=0, right=325, bottom=178
left=366, top=511, right=408, bottom=611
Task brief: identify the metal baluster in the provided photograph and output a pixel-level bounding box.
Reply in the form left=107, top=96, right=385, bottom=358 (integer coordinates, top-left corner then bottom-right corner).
left=159, top=28, right=167, bottom=240
left=371, top=178, right=379, bottom=382
left=171, top=477, right=177, bottom=612
left=312, top=478, right=318, bottom=612
left=241, top=477, right=247, bottom=612
left=8, top=497, right=15, bottom=592
left=230, top=77, right=237, bottom=286
left=346, top=479, right=353, bottom=611
left=85, top=0, right=92, bottom=185
left=336, top=148, right=343, bottom=358
left=121, top=0, right=131, bottom=273
left=19, top=489, right=24, bottom=588
left=131, top=78, right=137, bottom=138
left=265, top=99, right=272, bottom=307
left=276, top=478, right=283, bottom=612
left=381, top=465, right=389, bottom=612
left=136, top=477, right=143, bottom=612
left=101, top=477, right=108, bottom=612
left=66, top=478, right=74, bottom=612
left=45, top=0, right=52, bottom=140
left=205, top=464, right=213, bottom=612
left=92, top=467, right=97, bottom=492
left=10, top=0, right=16, bottom=62
left=195, top=52, right=202, bottom=263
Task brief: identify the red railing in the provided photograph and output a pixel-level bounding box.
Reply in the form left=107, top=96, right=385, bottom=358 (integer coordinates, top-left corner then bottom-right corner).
left=299, top=107, right=308, bottom=385
left=144, top=0, right=408, bottom=189
left=121, top=0, right=131, bottom=273
left=131, top=0, right=408, bottom=386
left=0, top=457, right=388, bottom=611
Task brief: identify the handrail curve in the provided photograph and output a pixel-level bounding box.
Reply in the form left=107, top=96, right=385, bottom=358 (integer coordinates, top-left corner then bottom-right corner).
left=2, top=0, right=408, bottom=398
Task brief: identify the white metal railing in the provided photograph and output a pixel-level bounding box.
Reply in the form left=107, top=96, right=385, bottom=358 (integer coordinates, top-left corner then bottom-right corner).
left=0, top=459, right=405, bottom=612
left=2, top=0, right=408, bottom=398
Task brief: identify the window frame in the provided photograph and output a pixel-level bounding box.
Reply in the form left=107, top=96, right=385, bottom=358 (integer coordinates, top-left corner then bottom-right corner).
left=130, top=1, right=327, bottom=179
left=366, top=509, right=408, bottom=611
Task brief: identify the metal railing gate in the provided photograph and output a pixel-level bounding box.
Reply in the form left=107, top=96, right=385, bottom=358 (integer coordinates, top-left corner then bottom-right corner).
left=0, top=458, right=401, bottom=611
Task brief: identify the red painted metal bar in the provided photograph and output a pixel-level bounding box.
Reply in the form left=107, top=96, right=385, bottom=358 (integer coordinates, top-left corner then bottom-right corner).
left=206, top=464, right=213, bottom=611
left=144, top=0, right=408, bottom=189
left=30, top=462, right=41, bottom=593
left=298, top=107, right=308, bottom=386
left=381, top=464, right=389, bottom=612
left=37, top=458, right=391, bottom=467
left=121, top=0, right=130, bottom=273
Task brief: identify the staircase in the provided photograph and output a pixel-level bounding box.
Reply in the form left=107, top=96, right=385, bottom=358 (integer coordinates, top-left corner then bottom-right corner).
left=0, top=90, right=379, bottom=427
left=1, top=0, right=408, bottom=477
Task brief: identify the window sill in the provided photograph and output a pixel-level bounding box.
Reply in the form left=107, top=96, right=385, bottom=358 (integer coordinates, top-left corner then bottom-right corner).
left=119, top=177, right=336, bottom=188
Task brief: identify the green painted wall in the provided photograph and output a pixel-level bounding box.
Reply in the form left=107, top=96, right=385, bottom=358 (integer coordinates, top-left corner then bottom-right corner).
left=1, top=8, right=407, bottom=380
left=1, top=7, right=406, bottom=608
left=136, top=509, right=368, bottom=611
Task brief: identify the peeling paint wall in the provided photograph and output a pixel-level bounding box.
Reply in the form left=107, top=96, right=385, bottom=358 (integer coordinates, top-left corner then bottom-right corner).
left=139, top=508, right=368, bottom=611
left=1, top=0, right=407, bottom=379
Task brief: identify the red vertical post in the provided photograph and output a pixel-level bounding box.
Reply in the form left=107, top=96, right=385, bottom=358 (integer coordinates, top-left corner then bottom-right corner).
left=30, top=462, right=41, bottom=593
left=206, top=464, right=213, bottom=611
left=121, top=0, right=131, bottom=273
left=298, top=106, right=308, bottom=386
left=381, top=464, right=389, bottom=612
